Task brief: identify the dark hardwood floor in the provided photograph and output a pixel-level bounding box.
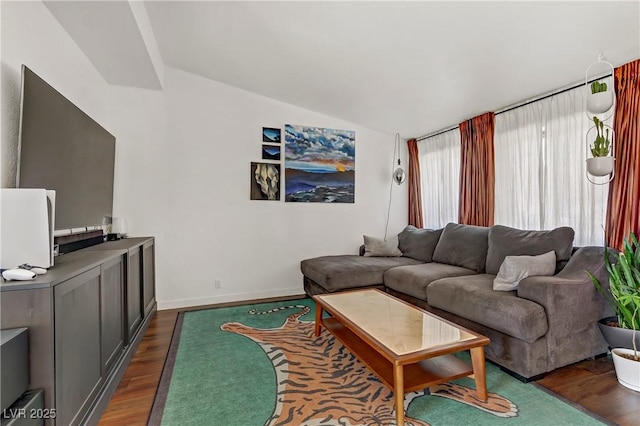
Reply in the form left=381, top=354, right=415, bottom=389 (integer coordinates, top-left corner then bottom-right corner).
left=99, top=309, right=640, bottom=426
left=99, top=309, right=179, bottom=426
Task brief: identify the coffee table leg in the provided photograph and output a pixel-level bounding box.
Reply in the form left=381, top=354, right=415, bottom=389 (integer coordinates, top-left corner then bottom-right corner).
left=314, top=303, right=323, bottom=337
left=393, top=363, right=405, bottom=425
left=470, top=347, right=488, bottom=401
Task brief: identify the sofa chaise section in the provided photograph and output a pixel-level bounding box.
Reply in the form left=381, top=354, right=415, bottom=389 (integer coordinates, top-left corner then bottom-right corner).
left=301, top=255, right=422, bottom=296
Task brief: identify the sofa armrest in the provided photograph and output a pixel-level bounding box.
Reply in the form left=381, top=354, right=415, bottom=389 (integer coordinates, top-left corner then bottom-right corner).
left=555, top=246, right=617, bottom=282
left=517, top=246, right=614, bottom=334
left=516, top=246, right=615, bottom=368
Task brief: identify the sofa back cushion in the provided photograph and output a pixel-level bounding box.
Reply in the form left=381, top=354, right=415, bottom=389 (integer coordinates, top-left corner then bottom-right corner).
left=397, top=225, right=443, bottom=262
left=485, top=225, right=575, bottom=275
left=432, top=223, right=490, bottom=272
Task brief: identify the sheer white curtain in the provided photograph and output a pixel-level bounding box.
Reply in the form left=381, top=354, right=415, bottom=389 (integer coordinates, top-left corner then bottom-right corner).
left=543, top=87, right=609, bottom=245
left=495, top=85, right=609, bottom=246
left=418, top=129, right=460, bottom=229
left=494, top=103, right=545, bottom=230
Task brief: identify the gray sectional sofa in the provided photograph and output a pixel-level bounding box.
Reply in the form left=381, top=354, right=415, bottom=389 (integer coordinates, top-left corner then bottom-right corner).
left=301, top=223, right=613, bottom=380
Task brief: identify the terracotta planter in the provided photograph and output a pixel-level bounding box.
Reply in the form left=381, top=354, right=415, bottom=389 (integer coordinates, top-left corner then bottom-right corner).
left=586, top=156, right=614, bottom=177
left=587, top=91, right=614, bottom=114
left=612, top=348, right=640, bottom=392
left=598, top=317, right=640, bottom=350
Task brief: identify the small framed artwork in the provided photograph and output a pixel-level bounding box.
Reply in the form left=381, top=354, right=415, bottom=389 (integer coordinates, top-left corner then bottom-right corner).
left=262, top=145, right=281, bottom=161
left=250, top=162, right=281, bottom=201
left=262, top=127, right=281, bottom=143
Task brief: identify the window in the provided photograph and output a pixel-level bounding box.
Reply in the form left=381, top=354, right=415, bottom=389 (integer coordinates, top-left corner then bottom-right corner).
left=418, top=129, right=461, bottom=229
left=494, top=85, right=609, bottom=246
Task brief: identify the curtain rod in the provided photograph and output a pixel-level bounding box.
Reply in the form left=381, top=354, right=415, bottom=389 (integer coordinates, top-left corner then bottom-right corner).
left=416, top=72, right=613, bottom=142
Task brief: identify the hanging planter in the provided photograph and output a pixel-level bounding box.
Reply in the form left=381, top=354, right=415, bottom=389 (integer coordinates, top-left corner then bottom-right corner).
left=587, top=91, right=614, bottom=115
left=585, top=116, right=614, bottom=183
left=586, top=156, right=614, bottom=176
left=585, top=55, right=615, bottom=121
left=587, top=81, right=614, bottom=114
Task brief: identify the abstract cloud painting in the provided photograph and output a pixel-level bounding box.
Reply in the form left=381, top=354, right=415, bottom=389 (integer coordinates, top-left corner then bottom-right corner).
left=284, top=125, right=355, bottom=203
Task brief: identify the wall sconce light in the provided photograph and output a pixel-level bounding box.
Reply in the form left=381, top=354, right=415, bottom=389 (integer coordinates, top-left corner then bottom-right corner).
left=384, top=132, right=406, bottom=239
left=393, top=133, right=406, bottom=185
left=393, top=159, right=406, bottom=185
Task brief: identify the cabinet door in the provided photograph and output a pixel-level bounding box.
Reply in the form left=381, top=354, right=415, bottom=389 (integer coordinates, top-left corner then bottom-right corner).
left=126, top=247, right=142, bottom=342
left=101, top=256, right=124, bottom=376
left=54, top=267, right=103, bottom=426
left=142, top=240, right=156, bottom=318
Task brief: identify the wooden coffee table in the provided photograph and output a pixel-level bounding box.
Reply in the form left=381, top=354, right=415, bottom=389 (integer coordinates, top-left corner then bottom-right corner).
left=313, top=288, right=489, bottom=425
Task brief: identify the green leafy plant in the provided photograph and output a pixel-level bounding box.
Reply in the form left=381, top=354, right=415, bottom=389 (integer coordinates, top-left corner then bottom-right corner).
left=588, top=232, right=640, bottom=360
left=591, top=81, right=608, bottom=94
left=590, top=116, right=611, bottom=157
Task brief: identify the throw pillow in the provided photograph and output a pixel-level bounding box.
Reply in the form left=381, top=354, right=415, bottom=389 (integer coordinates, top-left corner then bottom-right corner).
left=485, top=225, right=575, bottom=275
left=432, top=223, right=490, bottom=272
left=397, top=225, right=443, bottom=262
left=363, top=235, right=402, bottom=257
left=493, top=250, right=556, bottom=291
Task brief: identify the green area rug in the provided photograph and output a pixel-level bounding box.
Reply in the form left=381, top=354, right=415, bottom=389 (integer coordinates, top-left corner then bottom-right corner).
left=150, top=298, right=606, bottom=425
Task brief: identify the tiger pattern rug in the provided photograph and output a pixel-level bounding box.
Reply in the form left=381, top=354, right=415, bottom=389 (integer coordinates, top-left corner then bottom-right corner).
left=220, top=304, right=518, bottom=426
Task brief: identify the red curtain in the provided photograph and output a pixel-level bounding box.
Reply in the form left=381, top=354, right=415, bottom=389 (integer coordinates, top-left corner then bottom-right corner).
left=407, top=139, right=424, bottom=228
left=606, top=59, right=640, bottom=250
left=458, top=112, right=495, bottom=226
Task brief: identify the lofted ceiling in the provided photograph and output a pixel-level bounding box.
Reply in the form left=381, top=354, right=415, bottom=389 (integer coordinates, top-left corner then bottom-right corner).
left=44, top=1, right=639, bottom=138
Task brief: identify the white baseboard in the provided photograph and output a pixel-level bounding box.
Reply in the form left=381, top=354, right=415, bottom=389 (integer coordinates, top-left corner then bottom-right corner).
left=157, top=287, right=305, bottom=310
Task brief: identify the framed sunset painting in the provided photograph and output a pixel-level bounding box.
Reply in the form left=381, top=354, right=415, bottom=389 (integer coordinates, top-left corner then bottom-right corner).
left=284, top=125, right=355, bottom=203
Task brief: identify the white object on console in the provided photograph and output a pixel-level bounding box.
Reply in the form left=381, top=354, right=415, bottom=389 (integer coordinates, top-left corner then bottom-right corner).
left=0, top=189, right=55, bottom=270
left=2, top=269, right=36, bottom=281
left=111, top=217, right=127, bottom=237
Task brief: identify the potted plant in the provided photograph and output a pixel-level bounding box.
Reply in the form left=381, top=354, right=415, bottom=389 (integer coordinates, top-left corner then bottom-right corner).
left=588, top=232, right=640, bottom=392
left=587, top=80, right=614, bottom=114
left=586, top=116, right=614, bottom=176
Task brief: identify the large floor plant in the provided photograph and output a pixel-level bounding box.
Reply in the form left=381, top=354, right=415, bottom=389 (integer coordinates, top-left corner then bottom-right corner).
left=589, top=232, right=640, bottom=361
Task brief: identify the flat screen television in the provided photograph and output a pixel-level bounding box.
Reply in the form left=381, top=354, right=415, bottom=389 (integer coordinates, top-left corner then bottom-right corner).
left=17, top=65, right=115, bottom=234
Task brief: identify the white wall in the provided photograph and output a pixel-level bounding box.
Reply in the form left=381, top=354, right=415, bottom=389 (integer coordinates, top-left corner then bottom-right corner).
left=2, top=1, right=408, bottom=309
left=1, top=0, right=111, bottom=187
left=146, top=67, right=407, bottom=308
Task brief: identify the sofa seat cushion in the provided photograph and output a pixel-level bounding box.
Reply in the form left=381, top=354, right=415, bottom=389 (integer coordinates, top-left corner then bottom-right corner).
left=301, top=255, right=423, bottom=292
left=384, top=263, right=478, bottom=301
left=427, top=274, right=548, bottom=343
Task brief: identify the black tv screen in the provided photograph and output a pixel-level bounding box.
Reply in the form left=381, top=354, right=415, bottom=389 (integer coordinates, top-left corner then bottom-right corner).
left=17, top=65, right=115, bottom=232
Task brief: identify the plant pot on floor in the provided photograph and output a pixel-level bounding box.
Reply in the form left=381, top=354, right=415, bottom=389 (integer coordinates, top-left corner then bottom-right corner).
left=586, top=156, right=614, bottom=176
left=611, top=348, right=640, bottom=392
left=598, top=317, right=640, bottom=350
